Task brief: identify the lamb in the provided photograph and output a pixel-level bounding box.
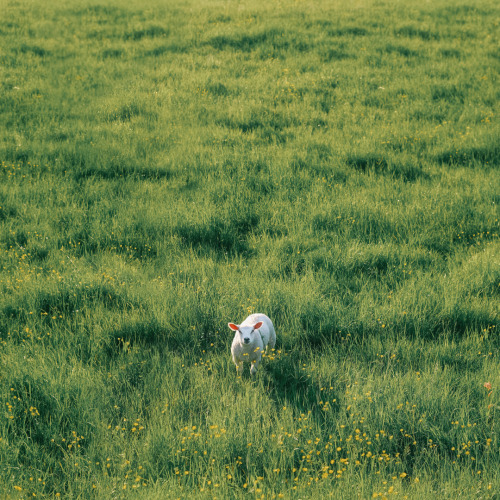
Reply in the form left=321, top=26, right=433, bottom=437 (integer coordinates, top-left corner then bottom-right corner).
left=228, top=313, right=276, bottom=376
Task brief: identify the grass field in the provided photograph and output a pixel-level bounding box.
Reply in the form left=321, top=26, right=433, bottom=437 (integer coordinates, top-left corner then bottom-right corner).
left=1, top=0, right=499, bottom=497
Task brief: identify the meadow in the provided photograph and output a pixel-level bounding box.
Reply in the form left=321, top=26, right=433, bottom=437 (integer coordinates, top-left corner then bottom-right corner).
left=0, top=0, right=499, bottom=497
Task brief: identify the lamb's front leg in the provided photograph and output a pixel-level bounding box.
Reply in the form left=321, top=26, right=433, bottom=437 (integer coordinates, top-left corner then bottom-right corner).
left=235, top=360, right=244, bottom=376
left=250, top=355, right=261, bottom=375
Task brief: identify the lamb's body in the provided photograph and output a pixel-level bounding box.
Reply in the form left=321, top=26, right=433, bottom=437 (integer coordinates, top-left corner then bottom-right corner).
left=230, top=313, right=276, bottom=375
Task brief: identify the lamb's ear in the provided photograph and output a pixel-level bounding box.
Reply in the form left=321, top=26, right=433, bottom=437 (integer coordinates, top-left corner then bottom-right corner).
left=253, top=321, right=263, bottom=330
left=228, top=323, right=239, bottom=331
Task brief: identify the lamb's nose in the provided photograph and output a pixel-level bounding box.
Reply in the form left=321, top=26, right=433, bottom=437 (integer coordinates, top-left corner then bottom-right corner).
left=244, top=338, right=250, bottom=344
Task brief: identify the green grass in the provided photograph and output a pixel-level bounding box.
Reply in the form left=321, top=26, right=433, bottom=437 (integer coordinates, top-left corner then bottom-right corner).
left=0, top=0, right=499, bottom=497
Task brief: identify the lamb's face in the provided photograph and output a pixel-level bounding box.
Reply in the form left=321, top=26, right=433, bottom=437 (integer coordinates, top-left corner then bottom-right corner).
left=236, top=326, right=258, bottom=346
left=228, top=321, right=263, bottom=346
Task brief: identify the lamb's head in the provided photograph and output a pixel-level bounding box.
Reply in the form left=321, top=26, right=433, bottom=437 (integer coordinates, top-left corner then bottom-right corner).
left=228, top=321, right=263, bottom=346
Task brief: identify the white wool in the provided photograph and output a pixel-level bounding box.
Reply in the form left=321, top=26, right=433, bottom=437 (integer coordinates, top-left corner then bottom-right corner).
left=228, top=313, right=276, bottom=376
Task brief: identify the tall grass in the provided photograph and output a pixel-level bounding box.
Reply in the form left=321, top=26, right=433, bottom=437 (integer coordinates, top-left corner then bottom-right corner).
left=1, top=0, right=499, bottom=497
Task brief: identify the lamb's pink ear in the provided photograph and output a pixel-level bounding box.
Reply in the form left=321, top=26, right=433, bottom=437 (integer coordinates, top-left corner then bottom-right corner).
left=228, top=323, right=239, bottom=331
left=253, top=321, right=263, bottom=330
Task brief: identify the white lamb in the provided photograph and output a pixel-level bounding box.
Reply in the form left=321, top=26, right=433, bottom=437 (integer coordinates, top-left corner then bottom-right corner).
left=228, top=313, right=276, bottom=376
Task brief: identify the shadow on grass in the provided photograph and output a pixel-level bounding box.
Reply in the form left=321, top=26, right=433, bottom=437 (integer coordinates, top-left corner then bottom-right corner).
left=1, top=283, right=139, bottom=328
left=435, top=144, right=499, bottom=167
left=395, top=25, right=440, bottom=40
left=174, top=210, right=259, bottom=258
left=105, top=319, right=189, bottom=358
left=16, top=44, right=51, bottom=57
left=261, top=350, right=343, bottom=426
left=217, top=110, right=296, bottom=144
left=142, top=43, right=189, bottom=56
left=346, top=154, right=429, bottom=182
left=206, top=28, right=310, bottom=54
left=396, top=308, right=498, bottom=342
left=104, top=314, right=224, bottom=360
left=124, top=25, right=169, bottom=41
